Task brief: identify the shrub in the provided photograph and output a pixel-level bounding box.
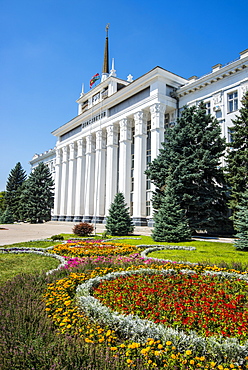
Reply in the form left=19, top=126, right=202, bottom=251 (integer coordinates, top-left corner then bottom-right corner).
left=50, top=234, right=64, bottom=241
left=73, top=222, right=94, bottom=237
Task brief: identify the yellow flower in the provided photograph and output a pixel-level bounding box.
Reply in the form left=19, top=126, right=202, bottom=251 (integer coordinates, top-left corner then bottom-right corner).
left=110, top=347, right=117, bottom=351
left=218, top=366, right=224, bottom=370
left=171, top=354, right=176, bottom=359
left=158, top=344, right=163, bottom=349
left=166, top=341, right=172, bottom=346
left=126, top=359, right=133, bottom=364
left=185, top=350, right=192, bottom=356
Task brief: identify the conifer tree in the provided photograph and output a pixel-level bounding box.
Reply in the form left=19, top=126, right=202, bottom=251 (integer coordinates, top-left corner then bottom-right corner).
left=0, top=191, right=6, bottom=214
left=152, top=176, right=191, bottom=242
left=225, top=91, right=248, bottom=216
left=106, top=192, right=134, bottom=236
left=233, top=189, right=248, bottom=251
left=145, top=102, right=229, bottom=233
left=5, top=162, right=27, bottom=221
left=0, top=207, right=14, bottom=224
left=20, top=162, right=54, bottom=223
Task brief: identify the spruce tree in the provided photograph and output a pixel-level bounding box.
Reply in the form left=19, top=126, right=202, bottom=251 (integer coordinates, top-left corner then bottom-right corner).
left=0, top=207, right=14, bottom=224
left=233, top=189, right=248, bottom=251
left=0, top=191, right=6, bottom=213
left=5, top=162, right=27, bottom=221
left=225, top=91, right=248, bottom=216
left=106, top=192, right=134, bottom=236
left=152, top=176, right=191, bottom=242
left=145, top=102, right=229, bottom=233
left=20, top=162, right=54, bottom=223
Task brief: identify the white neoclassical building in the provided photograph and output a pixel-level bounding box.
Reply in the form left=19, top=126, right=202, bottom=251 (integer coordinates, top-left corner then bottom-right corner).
left=30, top=33, right=248, bottom=226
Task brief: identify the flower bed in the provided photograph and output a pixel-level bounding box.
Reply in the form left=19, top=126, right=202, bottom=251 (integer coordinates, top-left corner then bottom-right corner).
left=93, top=271, right=248, bottom=340
left=50, top=241, right=139, bottom=257
left=44, top=258, right=248, bottom=369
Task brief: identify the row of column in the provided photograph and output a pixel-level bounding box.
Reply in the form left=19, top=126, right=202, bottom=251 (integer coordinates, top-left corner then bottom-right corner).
left=52, top=103, right=166, bottom=225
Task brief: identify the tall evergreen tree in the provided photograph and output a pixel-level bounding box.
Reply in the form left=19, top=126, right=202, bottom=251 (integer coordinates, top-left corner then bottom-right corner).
left=145, top=102, right=229, bottom=233
left=225, top=91, right=248, bottom=216
left=106, top=192, right=134, bottom=236
left=20, top=162, right=54, bottom=223
left=5, top=162, right=27, bottom=221
left=0, top=191, right=7, bottom=214
left=152, top=176, right=191, bottom=242
left=233, top=189, right=248, bottom=251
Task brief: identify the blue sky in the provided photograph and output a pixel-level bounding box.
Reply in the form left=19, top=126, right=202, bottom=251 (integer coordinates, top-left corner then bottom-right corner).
left=0, top=0, right=247, bottom=191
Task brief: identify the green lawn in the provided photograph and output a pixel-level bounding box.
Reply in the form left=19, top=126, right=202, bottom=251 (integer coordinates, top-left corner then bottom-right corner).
left=0, top=240, right=62, bottom=284
left=0, top=253, right=59, bottom=284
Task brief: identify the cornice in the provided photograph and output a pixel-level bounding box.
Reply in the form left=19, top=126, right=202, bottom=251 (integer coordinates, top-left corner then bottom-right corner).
left=30, top=148, right=56, bottom=164
left=177, top=55, right=248, bottom=97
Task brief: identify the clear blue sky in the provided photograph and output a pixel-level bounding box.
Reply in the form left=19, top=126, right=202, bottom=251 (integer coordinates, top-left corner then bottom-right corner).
left=0, top=0, right=247, bottom=191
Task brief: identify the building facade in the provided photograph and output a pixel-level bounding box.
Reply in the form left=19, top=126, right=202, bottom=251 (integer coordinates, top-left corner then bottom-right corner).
left=30, top=46, right=248, bottom=226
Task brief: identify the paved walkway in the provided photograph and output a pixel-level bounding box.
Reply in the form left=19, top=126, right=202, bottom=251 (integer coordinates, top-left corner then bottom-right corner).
left=0, top=221, right=154, bottom=246
left=0, top=221, right=235, bottom=246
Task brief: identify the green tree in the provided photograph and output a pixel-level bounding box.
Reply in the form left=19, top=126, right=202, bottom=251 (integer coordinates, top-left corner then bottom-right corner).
left=0, top=207, right=14, bottom=224
left=0, top=191, right=7, bottom=213
left=152, top=176, right=191, bottom=242
left=225, top=91, right=248, bottom=216
left=106, top=192, right=134, bottom=236
left=233, top=189, right=248, bottom=251
left=145, top=102, right=229, bottom=233
left=5, top=162, right=27, bottom=221
left=20, top=162, right=54, bottom=223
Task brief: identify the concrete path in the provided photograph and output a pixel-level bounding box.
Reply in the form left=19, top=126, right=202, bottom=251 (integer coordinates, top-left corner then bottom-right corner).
left=0, top=221, right=235, bottom=246
left=0, top=221, right=152, bottom=246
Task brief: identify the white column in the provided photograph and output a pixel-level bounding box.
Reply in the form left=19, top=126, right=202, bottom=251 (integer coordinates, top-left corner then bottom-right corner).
left=73, top=138, right=86, bottom=222
left=118, top=118, right=132, bottom=208
left=59, top=145, right=68, bottom=221
left=93, top=129, right=107, bottom=223
left=65, top=142, right=76, bottom=221
left=105, top=124, right=118, bottom=217
left=149, top=103, right=166, bottom=224
left=52, top=148, right=62, bottom=220
left=133, top=111, right=148, bottom=225
left=83, top=134, right=95, bottom=222
left=150, top=103, right=166, bottom=160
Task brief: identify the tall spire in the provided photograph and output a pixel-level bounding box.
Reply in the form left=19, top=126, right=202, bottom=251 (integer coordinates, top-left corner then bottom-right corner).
left=101, top=24, right=110, bottom=82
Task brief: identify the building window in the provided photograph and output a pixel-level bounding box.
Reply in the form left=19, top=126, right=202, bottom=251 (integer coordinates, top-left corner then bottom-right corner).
left=228, top=127, right=234, bottom=143
left=228, top=91, right=238, bottom=113
left=130, top=126, right=135, bottom=216
left=205, top=101, right=211, bottom=114
left=146, top=192, right=152, bottom=216
left=146, top=121, right=151, bottom=215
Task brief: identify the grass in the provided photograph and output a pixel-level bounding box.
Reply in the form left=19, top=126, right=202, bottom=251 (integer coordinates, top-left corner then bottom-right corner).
left=0, top=254, right=59, bottom=284
left=0, top=240, right=62, bottom=284
left=0, top=240, right=59, bottom=249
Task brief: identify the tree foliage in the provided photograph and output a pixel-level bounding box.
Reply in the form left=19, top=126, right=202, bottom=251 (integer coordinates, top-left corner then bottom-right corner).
left=106, top=192, right=134, bottom=236
left=152, top=176, right=191, bottom=242
left=0, top=191, right=7, bottom=214
left=0, top=207, right=14, bottom=224
left=5, top=162, right=27, bottom=221
left=225, top=91, right=248, bottom=215
left=233, top=189, right=248, bottom=251
left=20, top=162, right=54, bottom=223
left=145, top=102, right=229, bottom=233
